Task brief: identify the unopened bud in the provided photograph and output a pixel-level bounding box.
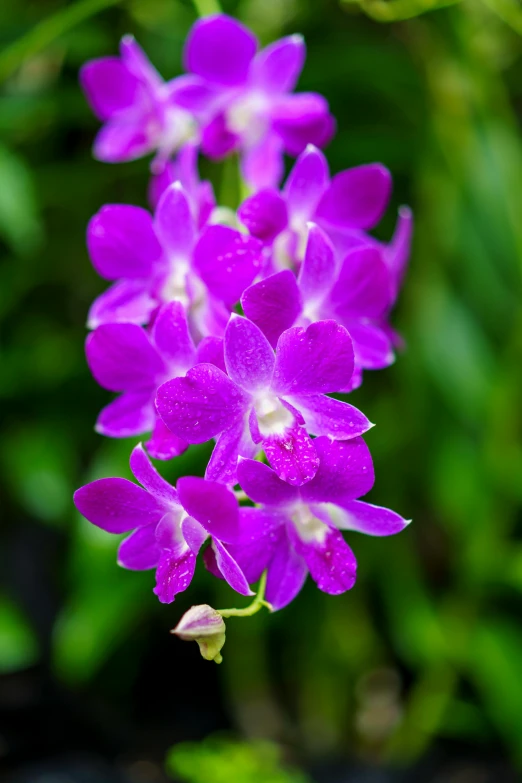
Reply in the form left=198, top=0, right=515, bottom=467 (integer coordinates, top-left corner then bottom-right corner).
left=171, top=604, right=226, bottom=663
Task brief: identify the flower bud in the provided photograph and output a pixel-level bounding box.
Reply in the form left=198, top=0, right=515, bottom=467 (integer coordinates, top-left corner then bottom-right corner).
left=171, top=604, right=226, bottom=663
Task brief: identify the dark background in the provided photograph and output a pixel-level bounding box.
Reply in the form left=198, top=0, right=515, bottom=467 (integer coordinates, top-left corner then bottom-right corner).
left=2, top=0, right=522, bottom=780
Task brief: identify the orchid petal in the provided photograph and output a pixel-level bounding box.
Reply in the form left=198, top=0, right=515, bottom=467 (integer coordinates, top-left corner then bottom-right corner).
left=177, top=476, right=240, bottom=543
left=316, top=164, right=392, bottom=231
left=118, top=523, right=161, bottom=570
left=242, top=270, right=302, bottom=349
left=129, top=443, right=179, bottom=505
left=250, top=35, right=305, bottom=94
left=184, top=15, right=257, bottom=86
left=288, top=394, right=372, bottom=440
left=156, top=364, right=249, bottom=443
left=271, top=321, right=354, bottom=396
left=299, top=436, right=375, bottom=505
left=87, top=205, right=161, bottom=281
left=328, top=499, right=410, bottom=536
left=86, top=323, right=164, bottom=392
left=95, top=391, right=155, bottom=438
left=74, top=478, right=165, bottom=534
left=224, top=315, right=275, bottom=392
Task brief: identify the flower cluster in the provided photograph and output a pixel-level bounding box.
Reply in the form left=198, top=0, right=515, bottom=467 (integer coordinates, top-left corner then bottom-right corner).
left=74, top=13, right=412, bottom=641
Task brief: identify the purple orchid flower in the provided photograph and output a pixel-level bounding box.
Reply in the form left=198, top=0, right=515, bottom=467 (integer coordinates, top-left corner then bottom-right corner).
left=173, top=15, right=335, bottom=188
left=226, top=436, right=409, bottom=610
left=86, top=300, right=225, bottom=460
left=155, top=315, right=372, bottom=487
left=73, top=443, right=252, bottom=603
left=147, top=142, right=215, bottom=227
left=242, top=224, right=395, bottom=377
left=87, top=182, right=264, bottom=337
left=237, top=144, right=411, bottom=274
left=80, top=36, right=197, bottom=171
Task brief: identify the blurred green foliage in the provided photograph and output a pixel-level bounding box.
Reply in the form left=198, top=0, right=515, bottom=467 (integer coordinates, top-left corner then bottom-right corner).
left=166, top=737, right=309, bottom=783
left=1, top=0, right=522, bottom=773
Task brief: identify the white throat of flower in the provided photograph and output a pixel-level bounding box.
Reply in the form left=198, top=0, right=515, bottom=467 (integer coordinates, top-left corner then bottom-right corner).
left=160, top=106, right=199, bottom=156
left=254, top=392, right=293, bottom=437
left=273, top=220, right=310, bottom=271
left=227, top=91, right=269, bottom=147
left=291, top=503, right=329, bottom=544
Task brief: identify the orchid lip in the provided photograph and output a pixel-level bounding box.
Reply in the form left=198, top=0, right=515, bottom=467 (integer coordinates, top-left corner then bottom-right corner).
left=253, top=392, right=293, bottom=437
left=291, top=503, right=329, bottom=544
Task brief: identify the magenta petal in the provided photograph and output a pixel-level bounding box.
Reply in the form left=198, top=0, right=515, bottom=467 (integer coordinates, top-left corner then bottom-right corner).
left=241, top=133, right=285, bottom=190
left=271, top=321, right=354, bottom=396
left=74, top=478, right=165, bottom=533
left=93, top=119, right=153, bottom=164
left=265, top=528, right=308, bottom=610
left=299, top=436, right=375, bottom=505
left=153, top=549, right=196, bottom=603
left=129, top=443, right=179, bottom=505
left=80, top=58, right=142, bottom=121
left=201, top=113, right=239, bottom=159
left=316, top=164, right=392, bottom=231
left=288, top=394, right=372, bottom=440
left=250, top=35, right=305, bottom=94
left=87, top=205, right=161, bottom=281
left=120, top=35, right=161, bottom=85
left=331, top=499, right=410, bottom=536
left=193, top=225, right=264, bottom=306
left=181, top=516, right=209, bottom=555
left=386, top=206, right=413, bottom=298
left=237, top=459, right=298, bottom=506
left=284, top=145, right=329, bottom=221
left=205, top=418, right=257, bottom=486
left=224, top=316, right=274, bottom=392
left=298, top=223, right=336, bottom=305
left=329, top=247, right=392, bottom=320
left=212, top=540, right=253, bottom=595
left=168, top=74, right=220, bottom=116
left=344, top=322, right=394, bottom=370
left=272, top=94, right=335, bottom=157
left=177, top=476, right=240, bottom=544
left=156, top=364, right=249, bottom=443
left=86, top=323, right=164, bottom=392
left=237, top=189, right=288, bottom=243
left=290, top=525, right=356, bottom=595
left=150, top=301, right=196, bottom=370
left=146, top=418, right=189, bottom=461
left=242, top=270, right=302, bottom=349
left=196, top=336, right=225, bottom=372
left=184, top=15, right=257, bottom=86
left=96, top=391, right=155, bottom=438
left=226, top=507, right=284, bottom=583
left=155, top=512, right=190, bottom=556
left=87, top=280, right=157, bottom=329
left=264, top=425, right=319, bottom=486
left=154, top=183, right=195, bottom=259
left=118, top=523, right=161, bottom=570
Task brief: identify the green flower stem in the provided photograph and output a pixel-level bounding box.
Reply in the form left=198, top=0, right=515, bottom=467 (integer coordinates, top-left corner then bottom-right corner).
left=0, top=0, right=125, bottom=84
left=192, top=0, right=222, bottom=17
left=218, top=571, right=272, bottom=618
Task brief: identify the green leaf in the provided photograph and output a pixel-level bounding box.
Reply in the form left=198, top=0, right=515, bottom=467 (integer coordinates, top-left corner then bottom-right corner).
left=0, top=596, right=39, bottom=673
left=166, top=737, right=309, bottom=783
left=470, top=618, right=522, bottom=763
left=0, top=143, right=42, bottom=256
